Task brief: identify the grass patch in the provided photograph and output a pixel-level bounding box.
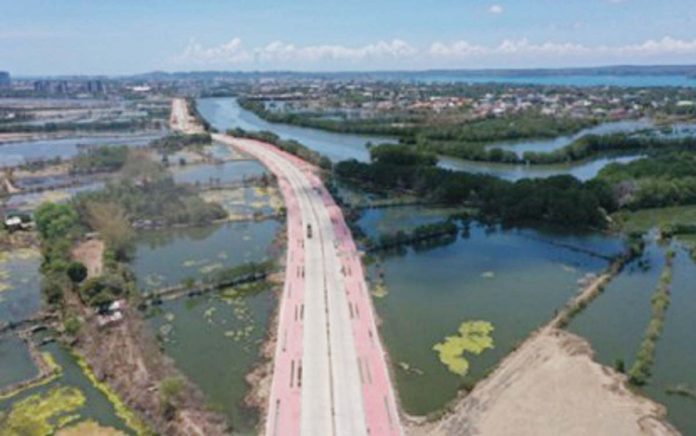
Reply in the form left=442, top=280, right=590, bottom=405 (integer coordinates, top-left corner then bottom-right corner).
left=613, top=205, right=696, bottom=234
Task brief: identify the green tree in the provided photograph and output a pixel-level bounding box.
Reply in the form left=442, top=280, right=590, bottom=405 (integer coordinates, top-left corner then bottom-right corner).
left=34, top=203, right=79, bottom=240
left=67, top=261, right=88, bottom=283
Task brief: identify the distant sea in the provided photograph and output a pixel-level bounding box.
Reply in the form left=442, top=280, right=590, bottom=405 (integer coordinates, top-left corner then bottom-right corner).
left=391, top=74, right=696, bottom=88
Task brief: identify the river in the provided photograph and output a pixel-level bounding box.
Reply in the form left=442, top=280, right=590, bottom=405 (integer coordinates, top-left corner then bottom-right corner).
left=197, top=97, right=385, bottom=162
left=196, top=97, right=650, bottom=181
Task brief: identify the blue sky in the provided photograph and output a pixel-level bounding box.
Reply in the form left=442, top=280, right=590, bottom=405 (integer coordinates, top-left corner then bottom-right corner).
left=1, top=0, right=696, bottom=75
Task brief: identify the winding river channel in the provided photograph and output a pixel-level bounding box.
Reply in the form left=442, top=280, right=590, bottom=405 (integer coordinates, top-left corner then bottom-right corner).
left=197, top=97, right=659, bottom=181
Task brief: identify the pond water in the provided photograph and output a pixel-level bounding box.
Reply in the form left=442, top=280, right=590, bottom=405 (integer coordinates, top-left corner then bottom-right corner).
left=5, top=181, right=104, bottom=211
left=0, top=248, right=43, bottom=323
left=172, top=160, right=267, bottom=186
left=569, top=240, right=696, bottom=435
left=0, top=341, right=133, bottom=434
left=0, top=335, right=37, bottom=389
left=0, top=133, right=164, bottom=167
left=147, top=286, right=274, bottom=433
left=357, top=205, right=468, bottom=240
left=130, top=219, right=281, bottom=433
left=131, top=221, right=280, bottom=293
left=358, top=207, right=624, bottom=415
left=200, top=186, right=280, bottom=220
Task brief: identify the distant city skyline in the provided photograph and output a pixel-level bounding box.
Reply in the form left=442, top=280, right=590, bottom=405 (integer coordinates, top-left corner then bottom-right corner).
left=2, top=0, right=696, bottom=75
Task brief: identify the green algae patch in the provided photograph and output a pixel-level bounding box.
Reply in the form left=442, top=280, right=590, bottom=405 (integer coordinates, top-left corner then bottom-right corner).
left=73, top=353, right=152, bottom=436
left=433, top=320, right=495, bottom=376
left=372, top=282, right=388, bottom=298
left=0, top=386, right=85, bottom=435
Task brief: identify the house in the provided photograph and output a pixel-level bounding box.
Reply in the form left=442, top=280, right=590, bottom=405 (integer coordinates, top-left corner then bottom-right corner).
left=3, top=210, right=33, bottom=232
left=4, top=216, right=22, bottom=231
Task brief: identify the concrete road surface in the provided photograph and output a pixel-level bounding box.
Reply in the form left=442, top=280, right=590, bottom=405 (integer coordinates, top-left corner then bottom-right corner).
left=213, top=134, right=402, bottom=436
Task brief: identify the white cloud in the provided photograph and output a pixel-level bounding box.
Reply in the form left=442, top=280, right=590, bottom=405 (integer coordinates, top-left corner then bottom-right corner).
left=175, top=38, right=416, bottom=67
left=489, top=5, right=504, bottom=14
left=177, top=37, right=252, bottom=64
left=428, top=36, right=696, bottom=61
left=173, top=36, right=696, bottom=69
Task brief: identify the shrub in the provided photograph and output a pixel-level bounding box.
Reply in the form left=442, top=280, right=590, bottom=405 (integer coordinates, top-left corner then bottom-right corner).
left=67, top=262, right=88, bottom=284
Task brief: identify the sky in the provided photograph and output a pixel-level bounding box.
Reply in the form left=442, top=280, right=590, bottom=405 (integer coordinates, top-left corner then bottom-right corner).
left=1, top=0, right=696, bottom=75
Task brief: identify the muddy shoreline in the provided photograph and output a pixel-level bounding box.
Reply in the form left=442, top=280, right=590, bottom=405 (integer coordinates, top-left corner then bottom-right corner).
left=241, top=222, right=288, bottom=434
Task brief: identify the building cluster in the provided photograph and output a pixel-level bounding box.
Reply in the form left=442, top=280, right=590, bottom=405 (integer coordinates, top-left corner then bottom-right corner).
left=32, top=79, right=106, bottom=95
left=245, top=79, right=696, bottom=122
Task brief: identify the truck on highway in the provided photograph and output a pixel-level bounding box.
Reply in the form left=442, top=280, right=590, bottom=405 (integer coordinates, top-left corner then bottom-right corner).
left=307, top=224, right=313, bottom=239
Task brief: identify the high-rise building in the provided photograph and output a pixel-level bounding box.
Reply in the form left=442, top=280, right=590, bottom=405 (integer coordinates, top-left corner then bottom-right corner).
left=86, top=80, right=105, bottom=94
left=0, top=71, right=10, bottom=88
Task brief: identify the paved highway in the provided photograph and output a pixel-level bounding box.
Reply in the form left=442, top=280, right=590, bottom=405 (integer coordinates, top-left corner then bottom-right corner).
left=212, top=133, right=402, bottom=436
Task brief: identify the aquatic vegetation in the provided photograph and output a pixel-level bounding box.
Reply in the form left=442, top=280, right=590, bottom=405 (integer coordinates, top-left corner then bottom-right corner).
left=199, top=262, right=223, bottom=274
left=159, top=324, right=173, bottom=339
left=561, top=264, right=577, bottom=273
left=433, top=321, right=495, bottom=376
left=182, top=259, right=206, bottom=268
left=629, top=250, right=674, bottom=385
left=0, top=248, right=40, bottom=294
left=481, top=271, right=495, bottom=279
left=0, top=386, right=85, bottom=435
left=55, top=414, right=80, bottom=429
left=372, top=282, right=388, bottom=298
left=224, top=325, right=255, bottom=342
left=74, top=353, right=152, bottom=436
left=8, top=248, right=41, bottom=261
left=666, top=384, right=696, bottom=400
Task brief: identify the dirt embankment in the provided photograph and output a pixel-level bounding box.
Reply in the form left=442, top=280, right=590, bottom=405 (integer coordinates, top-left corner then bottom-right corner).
left=408, top=268, right=679, bottom=436
left=68, top=238, right=228, bottom=434
left=242, top=227, right=288, bottom=430
left=77, top=308, right=228, bottom=435
left=411, top=329, right=678, bottom=436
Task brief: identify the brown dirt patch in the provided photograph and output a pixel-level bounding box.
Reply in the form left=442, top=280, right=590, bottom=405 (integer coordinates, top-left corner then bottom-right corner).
left=56, top=421, right=125, bottom=436
left=410, top=329, right=678, bottom=436
left=72, top=239, right=104, bottom=278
